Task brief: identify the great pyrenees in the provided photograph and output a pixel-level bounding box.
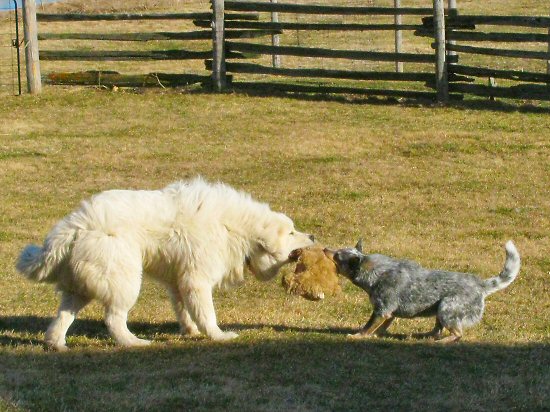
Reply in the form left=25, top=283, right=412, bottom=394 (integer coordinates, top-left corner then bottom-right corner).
left=16, top=178, right=314, bottom=350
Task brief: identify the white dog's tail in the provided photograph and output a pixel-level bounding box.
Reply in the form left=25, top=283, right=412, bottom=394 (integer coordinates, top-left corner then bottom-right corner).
left=16, top=221, right=77, bottom=283
left=483, top=241, right=520, bottom=296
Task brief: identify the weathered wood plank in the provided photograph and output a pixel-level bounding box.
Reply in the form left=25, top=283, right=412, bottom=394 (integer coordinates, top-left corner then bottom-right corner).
left=446, top=30, right=550, bottom=43
left=37, top=12, right=211, bottom=21
left=449, top=15, right=550, bottom=28
left=38, top=30, right=280, bottom=41
left=22, top=0, right=42, bottom=94
left=270, top=0, right=281, bottom=68
left=212, top=0, right=226, bottom=92
left=433, top=0, right=448, bottom=103
left=449, top=82, right=550, bottom=100
left=449, top=64, right=550, bottom=83
left=394, top=0, right=403, bottom=73
left=40, top=49, right=213, bottom=61
left=45, top=71, right=212, bottom=87
left=226, top=41, right=445, bottom=63
left=224, top=1, right=434, bottom=16
left=37, top=12, right=260, bottom=21
left=446, top=43, right=550, bottom=60
left=206, top=60, right=434, bottom=81
left=194, top=19, right=424, bottom=31
left=421, top=16, right=475, bottom=29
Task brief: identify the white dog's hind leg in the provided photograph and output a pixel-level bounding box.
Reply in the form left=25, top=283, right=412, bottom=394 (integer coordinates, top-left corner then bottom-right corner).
left=182, top=279, right=238, bottom=341
left=168, top=287, right=200, bottom=337
left=45, top=292, right=90, bottom=351
left=104, top=308, right=151, bottom=347
left=103, top=272, right=150, bottom=347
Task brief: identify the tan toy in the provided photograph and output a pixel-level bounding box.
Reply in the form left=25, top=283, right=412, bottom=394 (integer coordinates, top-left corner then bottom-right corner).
left=282, top=246, right=341, bottom=301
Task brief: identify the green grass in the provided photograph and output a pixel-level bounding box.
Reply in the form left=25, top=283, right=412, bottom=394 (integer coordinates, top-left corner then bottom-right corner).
left=0, top=0, right=550, bottom=410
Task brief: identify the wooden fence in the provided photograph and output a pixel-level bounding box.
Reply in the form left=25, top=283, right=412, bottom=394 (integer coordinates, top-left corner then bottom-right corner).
left=202, top=0, right=455, bottom=101
left=20, top=0, right=550, bottom=103
left=32, top=3, right=271, bottom=89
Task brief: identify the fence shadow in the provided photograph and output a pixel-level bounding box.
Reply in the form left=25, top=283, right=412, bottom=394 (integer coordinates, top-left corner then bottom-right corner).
left=213, top=85, right=550, bottom=114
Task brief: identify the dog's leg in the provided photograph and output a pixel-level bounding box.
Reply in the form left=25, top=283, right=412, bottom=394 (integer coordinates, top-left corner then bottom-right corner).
left=103, top=274, right=150, bottom=347
left=182, top=278, right=238, bottom=341
left=374, top=317, right=395, bottom=337
left=436, top=326, right=462, bottom=343
left=45, top=292, right=90, bottom=351
left=104, top=307, right=151, bottom=347
left=168, top=287, right=200, bottom=337
left=429, top=318, right=444, bottom=339
left=413, top=318, right=444, bottom=340
left=348, top=313, right=389, bottom=339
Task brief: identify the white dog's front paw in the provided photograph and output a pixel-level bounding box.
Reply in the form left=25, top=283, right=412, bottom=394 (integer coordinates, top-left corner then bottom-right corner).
left=211, top=331, right=239, bottom=341
left=124, top=338, right=152, bottom=347
left=46, top=342, right=69, bottom=352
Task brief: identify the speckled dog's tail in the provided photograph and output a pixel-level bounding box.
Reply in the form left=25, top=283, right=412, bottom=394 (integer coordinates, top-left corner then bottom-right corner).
left=483, top=241, right=520, bottom=296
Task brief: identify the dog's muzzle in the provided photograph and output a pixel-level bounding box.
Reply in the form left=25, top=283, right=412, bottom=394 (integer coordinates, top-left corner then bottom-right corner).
left=323, top=248, right=336, bottom=262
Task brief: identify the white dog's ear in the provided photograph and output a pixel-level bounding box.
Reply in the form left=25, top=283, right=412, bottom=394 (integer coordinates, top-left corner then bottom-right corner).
left=255, top=222, right=276, bottom=254
left=257, top=237, right=271, bottom=254
left=355, top=239, right=363, bottom=253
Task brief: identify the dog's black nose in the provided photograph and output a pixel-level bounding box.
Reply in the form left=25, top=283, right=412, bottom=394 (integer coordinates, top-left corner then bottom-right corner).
left=309, top=234, right=315, bottom=242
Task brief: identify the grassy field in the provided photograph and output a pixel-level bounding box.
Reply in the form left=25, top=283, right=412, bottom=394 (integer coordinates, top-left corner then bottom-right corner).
left=1, top=0, right=550, bottom=411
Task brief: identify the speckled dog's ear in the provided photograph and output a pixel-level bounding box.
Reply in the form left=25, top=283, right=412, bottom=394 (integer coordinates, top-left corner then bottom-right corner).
left=355, top=239, right=363, bottom=253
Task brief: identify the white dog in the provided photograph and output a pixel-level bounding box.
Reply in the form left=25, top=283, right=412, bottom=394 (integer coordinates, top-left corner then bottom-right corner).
left=16, top=178, right=314, bottom=350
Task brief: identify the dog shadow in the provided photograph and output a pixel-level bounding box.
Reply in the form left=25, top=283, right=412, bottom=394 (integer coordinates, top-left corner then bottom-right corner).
left=0, top=316, right=425, bottom=347
left=0, top=315, right=178, bottom=347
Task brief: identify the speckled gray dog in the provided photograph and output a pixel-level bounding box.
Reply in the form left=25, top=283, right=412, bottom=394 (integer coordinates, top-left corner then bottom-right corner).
left=324, top=240, right=520, bottom=342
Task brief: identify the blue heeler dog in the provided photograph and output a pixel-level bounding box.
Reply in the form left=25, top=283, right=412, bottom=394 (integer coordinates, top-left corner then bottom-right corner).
left=324, top=240, right=520, bottom=342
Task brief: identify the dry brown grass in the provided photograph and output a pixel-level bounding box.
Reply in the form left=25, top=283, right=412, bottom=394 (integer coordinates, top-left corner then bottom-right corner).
left=0, top=0, right=549, bottom=411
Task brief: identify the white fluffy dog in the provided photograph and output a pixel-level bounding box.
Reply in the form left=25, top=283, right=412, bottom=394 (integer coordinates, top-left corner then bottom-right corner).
left=16, top=178, right=314, bottom=350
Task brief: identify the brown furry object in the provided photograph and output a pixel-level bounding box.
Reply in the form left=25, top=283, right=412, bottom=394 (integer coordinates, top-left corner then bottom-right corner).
left=282, top=246, right=341, bottom=301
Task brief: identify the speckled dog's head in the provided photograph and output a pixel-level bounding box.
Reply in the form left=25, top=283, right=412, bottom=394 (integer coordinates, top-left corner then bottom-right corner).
left=323, top=239, right=365, bottom=280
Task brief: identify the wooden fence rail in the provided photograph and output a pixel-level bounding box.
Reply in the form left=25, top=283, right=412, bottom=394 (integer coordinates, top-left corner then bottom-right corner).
left=450, top=64, right=550, bottom=83
left=206, top=61, right=435, bottom=82
left=36, top=12, right=260, bottom=21
left=37, top=30, right=278, bottom=41
left=226, top=41, right=446, bottom=63
left=224, top=1, right=434, bottom=16
left=193, top=19, right=425, bottom=31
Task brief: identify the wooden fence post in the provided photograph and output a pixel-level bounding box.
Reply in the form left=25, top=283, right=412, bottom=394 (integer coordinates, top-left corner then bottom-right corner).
left=433, top=0, right=448, bottom=103
left=22, top=0, right=41, bottom=94
left=447, top=0, right=457, bottom=59
left=271, top=0, right=281, bottom=68
left=547, top=26, right=549, bottom=86
left=212, top=0, right=226, bottom=91
left=394, top=0, right=403, bottom=73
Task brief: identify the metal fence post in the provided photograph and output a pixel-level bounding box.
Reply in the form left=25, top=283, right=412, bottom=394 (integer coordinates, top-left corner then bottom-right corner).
left=13, top=0, right=22, bottom=95
left=433, top=0, right=448, bottom=103
left=212, top=0, right=226, bottom=92
left=22, top=0, right=41, bottom=94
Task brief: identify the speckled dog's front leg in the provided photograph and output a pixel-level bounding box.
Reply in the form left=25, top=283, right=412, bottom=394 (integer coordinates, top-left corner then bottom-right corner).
left=348, top=313, right=389, bottom=339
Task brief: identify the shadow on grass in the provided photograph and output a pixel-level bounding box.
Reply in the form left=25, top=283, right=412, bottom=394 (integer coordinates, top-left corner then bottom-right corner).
left=0, top=315, right=549, bottom=411
left=0, top=316, right=410, bottom=346
left=190, top=85, right=550, bottom=114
